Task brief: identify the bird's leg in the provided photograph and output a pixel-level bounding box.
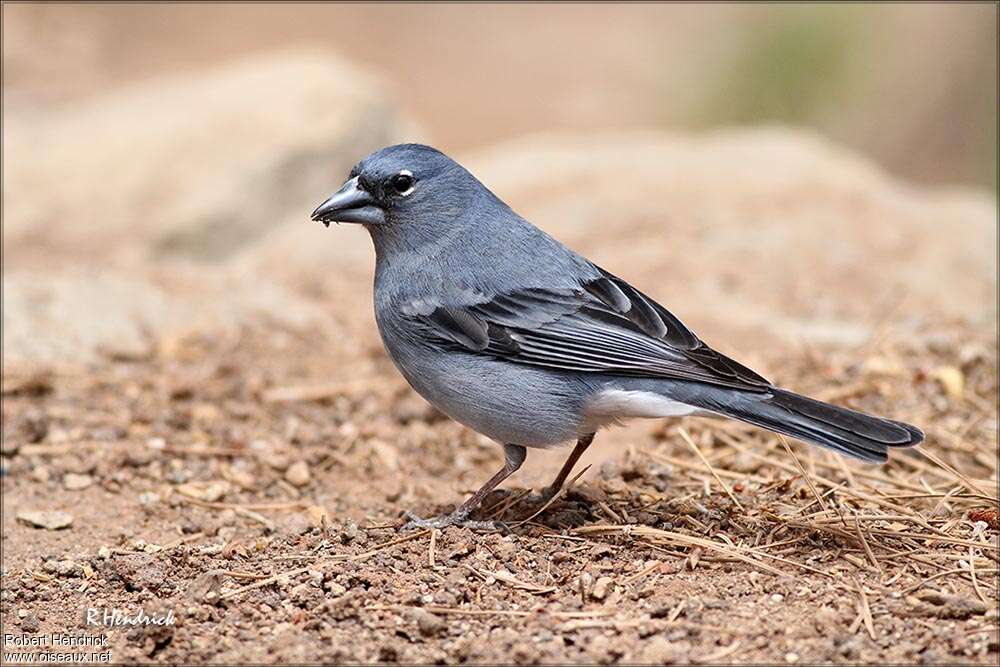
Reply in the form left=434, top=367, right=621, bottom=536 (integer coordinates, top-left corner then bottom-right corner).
left=540, top=433, right=595, bottom=501
left=403, top=443, right=526, bottom=530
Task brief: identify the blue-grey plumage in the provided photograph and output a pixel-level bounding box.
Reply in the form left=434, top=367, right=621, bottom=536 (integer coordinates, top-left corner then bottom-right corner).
left=311, top=143, right=923, bottom=528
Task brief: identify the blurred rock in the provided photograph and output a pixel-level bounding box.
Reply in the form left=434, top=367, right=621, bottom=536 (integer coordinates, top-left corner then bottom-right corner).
left=175, top=480, right=230, bottom=503
left=20, top=612, right=40, bottom=633
left=591, top=576, right=614, bottom=601
left=4, top=49, right=418, bottom=367
left=281, top=512, right=313, bottom=537
left=407, top=608, right=446, bottom=638
left=1, top=266, right=331, bottom=365
left=931, top=365, right=965, bottom=400
left=4, top=49, right=419, bottom=266
left=63, top=473, right=94, bottom=491
left=285, top=461, right=311, bottom=488
left=17, top=510, right=74, bottom=530
left=639, top=636, right=689, bottom=664
left=187, top=570, right=224, bottom=605
left=2, top=271, right=179, bottom=364
left=5, top=408, right=49, bottom=448
left=101, top=553, right=167, bottom=592
left=31, top=466, right=51, bottom=484
left=305, top=505, right=330, bottom=529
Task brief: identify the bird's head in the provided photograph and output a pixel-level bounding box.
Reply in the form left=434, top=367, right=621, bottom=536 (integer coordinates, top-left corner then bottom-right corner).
left=311, top=144, right=474, bottom=230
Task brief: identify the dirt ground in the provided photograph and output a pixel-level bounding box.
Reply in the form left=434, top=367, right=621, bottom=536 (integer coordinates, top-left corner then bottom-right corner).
left=2, top=310, right=997, bottom=664
left=2, top=6, right=998, bottom=664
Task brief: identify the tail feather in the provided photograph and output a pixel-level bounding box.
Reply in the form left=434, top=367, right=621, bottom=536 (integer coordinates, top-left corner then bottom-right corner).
left=707, top=388, right=923, bottom=463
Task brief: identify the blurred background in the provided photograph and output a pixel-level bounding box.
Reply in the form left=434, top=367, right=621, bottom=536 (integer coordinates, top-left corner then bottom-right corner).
left=2, top=3, right=996, bottom=365
left=4, top=3, right=997, bottom=188
left=3, top=7, right=998, bottom=663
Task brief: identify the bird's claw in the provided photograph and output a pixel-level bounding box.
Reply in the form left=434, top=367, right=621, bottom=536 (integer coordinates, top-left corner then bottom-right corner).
left=401, top=510, right=503, bottom=532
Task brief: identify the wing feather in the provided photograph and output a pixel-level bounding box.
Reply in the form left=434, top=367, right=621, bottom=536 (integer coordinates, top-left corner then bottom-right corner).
left=403, top=265, right=770, bottom=391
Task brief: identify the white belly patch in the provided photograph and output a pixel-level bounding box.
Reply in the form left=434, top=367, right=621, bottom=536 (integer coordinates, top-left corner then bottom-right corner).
left=585, top=389, right=700, bottom=420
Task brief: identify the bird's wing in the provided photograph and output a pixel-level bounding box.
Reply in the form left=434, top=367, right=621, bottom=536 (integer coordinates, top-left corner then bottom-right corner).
left=402, top=266, right=771, bottom=392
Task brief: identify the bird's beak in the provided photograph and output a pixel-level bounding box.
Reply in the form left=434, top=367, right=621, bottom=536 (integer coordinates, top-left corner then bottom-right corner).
left=311, top=177, right=386, bottom=227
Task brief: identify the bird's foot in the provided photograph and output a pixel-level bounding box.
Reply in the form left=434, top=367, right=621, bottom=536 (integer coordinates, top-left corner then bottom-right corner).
left=401, top=509, right=502, bottom=532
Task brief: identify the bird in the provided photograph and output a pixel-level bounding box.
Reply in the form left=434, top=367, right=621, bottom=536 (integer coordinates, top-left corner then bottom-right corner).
left=311, top=143, right=923, bottom=529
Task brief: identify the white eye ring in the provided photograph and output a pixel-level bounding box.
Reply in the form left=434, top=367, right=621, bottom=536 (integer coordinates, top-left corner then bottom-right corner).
left=394, top=169, right=415, bottom=197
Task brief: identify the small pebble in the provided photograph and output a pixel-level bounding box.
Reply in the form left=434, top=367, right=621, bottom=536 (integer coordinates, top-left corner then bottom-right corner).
left=55, top=560, right=79, bottom=577
left=305, top=505, right=329, bottom=528
left=253, top=441, right=290, bottom=471
left=340, top=520, right=359, bottom=544
left=285, top=461, right=311, bottom=488
left=138, top=491, right=161, bottom=507
left=17, top=510, right=73, bottom=530
left=63, top=473, right=93, bottom=491
left=282, top=513, right=313, bottom=536
left=410, top=608, right=445, bottom=637
left=191, top=403, right=220, bottom=423
left=202, top=481, right=230, bottom=503
left=639, top=636, right=686, bottom=664
left=225, top=466, right=256, bottom=489
left=21, top=612, right=40, bottom=633
left=932, top=365, right=964, bottom=400
left=289, top=583, right=311, bottom=602
left=592, top=576, right=614, bottom=601
left=175, top=481, right=229, bottom=503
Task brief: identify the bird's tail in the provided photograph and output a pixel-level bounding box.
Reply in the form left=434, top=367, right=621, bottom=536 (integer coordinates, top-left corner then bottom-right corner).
left=696, top=388, right=923, bottom=463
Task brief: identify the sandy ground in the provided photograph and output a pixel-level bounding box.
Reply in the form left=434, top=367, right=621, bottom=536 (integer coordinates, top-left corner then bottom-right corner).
left=1, top=10, right=997, bottom=662
left=2, top=287, right=998, bottom=664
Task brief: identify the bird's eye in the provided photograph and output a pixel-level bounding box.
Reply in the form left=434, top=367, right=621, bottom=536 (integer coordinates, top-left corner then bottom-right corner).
left=389, top=172, right=415, bottom=196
